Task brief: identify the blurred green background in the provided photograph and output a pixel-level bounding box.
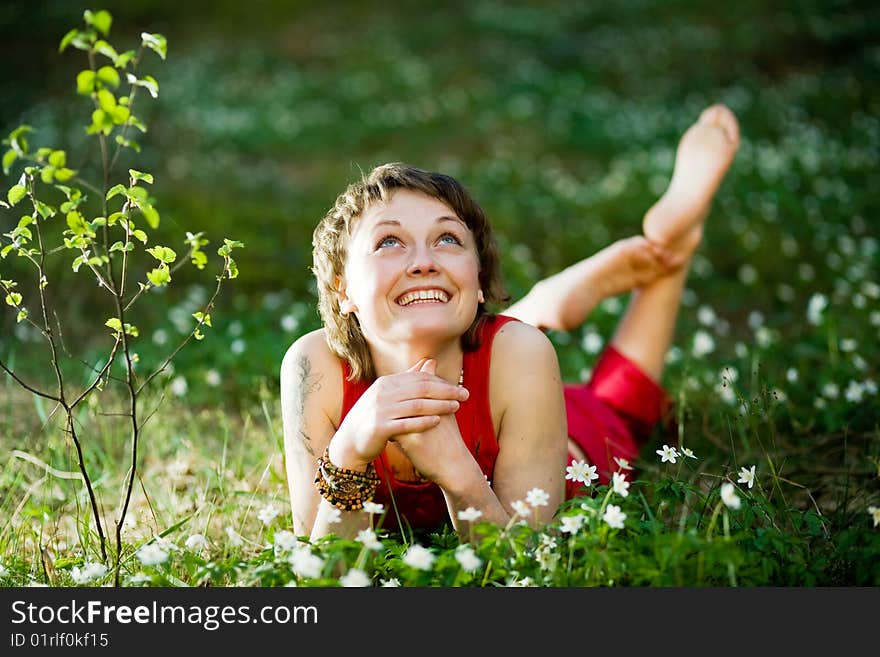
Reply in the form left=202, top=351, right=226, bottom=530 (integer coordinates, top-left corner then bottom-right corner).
left=1, top=0, right=878, bottom=416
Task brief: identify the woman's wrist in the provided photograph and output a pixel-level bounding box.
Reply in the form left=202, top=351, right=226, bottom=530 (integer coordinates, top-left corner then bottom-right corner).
left=327, top=427, right=371, bottom=472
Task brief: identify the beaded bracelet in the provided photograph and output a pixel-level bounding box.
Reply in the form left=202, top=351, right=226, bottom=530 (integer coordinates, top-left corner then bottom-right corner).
left=314, top=446, right=380, bottom=511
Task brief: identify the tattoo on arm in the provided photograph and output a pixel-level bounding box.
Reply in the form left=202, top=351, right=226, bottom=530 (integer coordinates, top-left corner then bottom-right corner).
left=296, top=354, right=323, bottom=457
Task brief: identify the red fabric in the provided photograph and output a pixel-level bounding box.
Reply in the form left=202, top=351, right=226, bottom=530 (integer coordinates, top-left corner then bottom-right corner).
left=339, top=314, right=670, bottom=530
left=340, top=315, right=512, bottom=533
left=563, top=344, right=671, bottom=499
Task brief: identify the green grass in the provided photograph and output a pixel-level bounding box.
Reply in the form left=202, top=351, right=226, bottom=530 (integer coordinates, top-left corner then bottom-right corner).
left=0, top=0, right=878, bottom=586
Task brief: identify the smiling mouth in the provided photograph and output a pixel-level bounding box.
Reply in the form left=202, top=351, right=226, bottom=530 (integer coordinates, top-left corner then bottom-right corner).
left=396, top=289, right=450, bottom=306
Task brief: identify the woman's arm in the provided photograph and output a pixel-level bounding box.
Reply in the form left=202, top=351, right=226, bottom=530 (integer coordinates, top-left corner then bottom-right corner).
left=489, top=321, right=568, bottom=524
left=396, top=322, right=568, bottom=533
left=280, top=329, right=364, bottom=539
left=281, top=331, right=468, bottom=541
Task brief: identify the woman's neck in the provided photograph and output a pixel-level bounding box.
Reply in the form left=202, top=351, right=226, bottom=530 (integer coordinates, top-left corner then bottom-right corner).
left=369, top=338, right=464, bottom=384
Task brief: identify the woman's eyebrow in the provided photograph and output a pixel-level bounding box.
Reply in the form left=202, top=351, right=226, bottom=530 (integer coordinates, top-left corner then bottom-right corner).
left=371, top=216, right=464, bottom=229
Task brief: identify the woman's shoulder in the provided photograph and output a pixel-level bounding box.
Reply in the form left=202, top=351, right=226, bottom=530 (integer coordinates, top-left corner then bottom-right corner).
left=280, top=328, right=343, bottom=418
left=491, top=316, right=557, bottom=363
left=489, top=316, right=561, bottom=406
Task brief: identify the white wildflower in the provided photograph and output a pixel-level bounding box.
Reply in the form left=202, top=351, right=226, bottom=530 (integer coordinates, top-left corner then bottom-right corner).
left=807, top=293, right=827, bottom=325
left=184, top=534, right=208, bottom=551
left=136, top=543, right=169, bottom=566
left=272, top=530, right=298, bottom=554
left=381, top=577, right=401, bottom=587
left=845, top=380, right=864, bottom=403
left=257, top=505, right=280, bottom=525
left=356, top=529, right=382, bottom=551
left=612, top=472, right=630, bottom=498
left=510, top=499, right=530, bottom=518
left=204, top=369, right=222, bottom=386
left=680, top=446, right=697, bottom=459
left=362, top=502, right=385, bottom=515
left=525, top=487, right=549, bottom=507
left=602, top=504, right=626, bottom=529
left=457, top=507, right=483, bottom=522
left=721, top=483, right=741, bottom=510
left=692, top=330, right=715, bottom=357
left=613, top=456, right=634, bottom=470
left=656, top=444, right=679, bottom=464
left=737, top=465, right=756, bottom=489
left=560, top=514, right=585, bottom=534
left=70, top=562, right=107, bottom=585
left=339, top=568, right=371, bottom=587
left=289, top=547, right=324, bottom=579
left=225, top=526, right=244, bottom=547
left=402, top=544, right=435, bottom=571
left=869, top=506, right=880, bottom=528
left=455, top=545, right=483, bottom=573
left=169, top=375, right=188, bottom=397
left=565, top=459, right=599, bottom=485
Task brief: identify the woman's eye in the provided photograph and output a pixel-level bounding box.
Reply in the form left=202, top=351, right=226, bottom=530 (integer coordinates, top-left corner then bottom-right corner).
left=376, top=235, right=401, bottom=249
left=438, top=233, right=462, bottom=246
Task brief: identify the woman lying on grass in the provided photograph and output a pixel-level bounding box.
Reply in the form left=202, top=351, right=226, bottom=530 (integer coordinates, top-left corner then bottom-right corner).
left=281, top=104, right=740, bottom=540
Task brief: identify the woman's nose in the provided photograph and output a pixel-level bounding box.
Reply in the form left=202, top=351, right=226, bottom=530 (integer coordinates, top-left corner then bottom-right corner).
left=406, top=246, right=439, bottom=275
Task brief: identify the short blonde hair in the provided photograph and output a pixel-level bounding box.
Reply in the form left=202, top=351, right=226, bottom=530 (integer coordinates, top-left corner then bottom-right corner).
left=312, top=163, right=509, bottom=381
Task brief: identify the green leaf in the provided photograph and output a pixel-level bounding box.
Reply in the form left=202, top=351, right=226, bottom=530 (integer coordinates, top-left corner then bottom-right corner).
left=141, top=204, right=159, bottom=229
left=48, top=150, right=66, bottom=167
left=105, top=317, right=122, bottom=332
left=126, top=73, right=159, bottom=99
left=59, top=28, right=79, bottom=53
left=7, top=184, right=26, bottom=206
left=109, top=105, right=130, bottom=125
left=8, top=125, right=33, bottom=155
left=93, top=39, right=118, bottom=62
left=141, top=32, right=167, bottom=60
left=192, top=312, right=212, bottom=327
left=5, top=292, right=22, bottom=306
left=76, top=69, right=96, bottom=95
left=97, top=88, right=117, bottom=112
left=127, top=186, right=148, bottom=203
left=40, top=166, right=55, bottom=184
left=116, top=50, right=136, bottom=68
left=132, top=229, right=148, bottom=243
left=97, top=65, right=121, bottom=88
left=84, top=10, right=112, bottom=36
left=190, top=250, right=208, bottom=270
left=54, top=168, right=76, bottom=182
left=225, top=258, right=239, bottom=279
left=193, top=328, right=205, bottom=341
left=34, top=201, right=56, bottom=219
left=126, top=115, right=147, bottom=133
left=115, top=135, right=141, bottom=153
left=87, top=109, right=114, bottom=136
left=146, top=245, right=177, bottom=263
left=16, top=308, right=27, bottom=323
left=3, top=149, right=17, bottom=174
left=106, top=184, right=126, bottom=201
left=217, top=239, right=245, bottom=256
left=128, top=169, right=153, bottom=184
left=124, top=323, right=139, bottom=337
left=146, top=265, right=170, bottom=287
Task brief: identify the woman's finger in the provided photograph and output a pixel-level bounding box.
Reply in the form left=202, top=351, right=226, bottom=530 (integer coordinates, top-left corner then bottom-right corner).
left=393, top=398, right=460, bottom=418
left=386, top=415, right=441, bottom=436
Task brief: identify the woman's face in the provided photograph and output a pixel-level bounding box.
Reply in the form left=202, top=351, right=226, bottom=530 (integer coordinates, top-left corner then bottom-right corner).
left=339, top=189, right=481, bottom=349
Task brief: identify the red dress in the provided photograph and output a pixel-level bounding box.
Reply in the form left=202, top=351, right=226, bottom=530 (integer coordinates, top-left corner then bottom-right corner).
left=340, top=314, right=670, bottom=531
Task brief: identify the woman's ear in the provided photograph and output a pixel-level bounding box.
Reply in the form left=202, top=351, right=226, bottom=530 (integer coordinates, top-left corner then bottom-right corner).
left=335, top=276, right=357, bottom=315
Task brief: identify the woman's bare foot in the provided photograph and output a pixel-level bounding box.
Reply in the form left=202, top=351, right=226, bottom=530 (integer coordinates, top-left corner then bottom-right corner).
left=642, top=104, right=740, bottom=256
left=505, top=236, right=681, bottom=331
